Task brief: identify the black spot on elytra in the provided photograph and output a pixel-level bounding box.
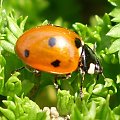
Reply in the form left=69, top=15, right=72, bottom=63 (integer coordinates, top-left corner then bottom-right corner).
left=51, top=59, right=60, bottom=67
left=24, top=49, right=29, bottom=57
left=48, top=37, right=56, bottom=47
left=75, top=38, right=82, bottom=48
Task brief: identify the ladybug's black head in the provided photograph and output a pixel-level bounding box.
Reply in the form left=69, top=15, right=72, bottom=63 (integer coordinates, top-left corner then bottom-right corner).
left=80, top=44, right=103, bottom=75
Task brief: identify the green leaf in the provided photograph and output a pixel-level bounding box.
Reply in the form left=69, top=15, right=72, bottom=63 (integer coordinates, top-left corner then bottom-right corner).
left=0, top=54, right=6, bottom=67
left=72, top=22, right=88, bottom=40
left=2, top=100, right=16, bottom=112
left=0, top=116, right=8, bottom=120
left=104, top=78, right=117, bottom=94
left=108, top=39, right=120, bottom=53
left=4, top=72, right=22, bottom=96
left=108, top=0, right=120, bottom=6
left=93, top=84, right=105, bottom=96
left=93, top=84, right=108, bottom=96
left=86, top=101, right=96, bottom=120
left=91, top=97, right=106, bottom=107
left=20, top=16, right=28, bottom=31
left=116, top=74, right=120, bottom=84
left=111, top=54, right=119, bottom=64
left=109, top=8, right=120, bottom=22
left=36, top=112, right=48, bottom=120
left=7, top=16, right=23, bottom=38
left=118, top=50, right=120, bottom=64
left=5, top=27, right=17, bottom=45
left=102, top=13, right=111, bottom=27
left=0, top=107, right=15, bottom=120
left=96, top=95, right=115, bottom=120
left=113, top=104, right=120, bottom=115
left=41, top=20, right=49, bottom=26
left=95, top=15, right=103, bottom=25
left=0, top=95, right=47, bottom=120
left=109, top=8, right=120, bottom=18
left=107, top=24, right=120, bottom=38
left=70, top=104, right=83, bottom=120
left=0, top=54, right=5, bottom=93
left=57, top=89, right=75, bottom=116
left=0, top=40, right=15, bottom=54
left=0, top=67, right=4, bottom=93
left=17, top=114, right=28, bottom=120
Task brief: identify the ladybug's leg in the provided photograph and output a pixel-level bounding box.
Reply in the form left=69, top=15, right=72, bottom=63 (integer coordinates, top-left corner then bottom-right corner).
left=54, top=73, right=71, bottom=89
left=66, top=73, right=71, bottom=79
left=12, top=65, right=41, bottom=76
left=15, top=66, right=25, bottom=71
left=54, top=74, right=65, bottom=89
left=80, top=71, right=85, bottom=99
left=96, top=74, right=99, bottom=81
left=54, top=75, right=59, bottom=89
left=11, top=66, right=25, bottom=74
left=25, top=65, right=41, bottom=76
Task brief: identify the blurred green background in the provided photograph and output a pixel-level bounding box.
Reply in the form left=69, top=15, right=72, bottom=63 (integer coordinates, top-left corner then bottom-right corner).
left=3, top=0, right=112, bottom=28
left=1, top=0, right=114, bottom=108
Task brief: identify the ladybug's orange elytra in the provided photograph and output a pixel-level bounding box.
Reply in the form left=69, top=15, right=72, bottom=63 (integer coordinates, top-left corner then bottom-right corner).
left=15, top=25, right=84, bottom=74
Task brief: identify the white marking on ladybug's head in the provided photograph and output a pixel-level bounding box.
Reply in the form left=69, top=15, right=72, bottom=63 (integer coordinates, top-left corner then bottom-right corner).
left=78, top=41, right=84, bottom=57
left=88, top=63, right=95, bottom=74
left=78, top=46, right=83, bottom=57
left=81, top=41, right=84, bottom=46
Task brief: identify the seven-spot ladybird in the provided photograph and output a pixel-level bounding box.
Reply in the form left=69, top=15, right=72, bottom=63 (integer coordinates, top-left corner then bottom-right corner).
left=15, top=25, right=102, bottom=76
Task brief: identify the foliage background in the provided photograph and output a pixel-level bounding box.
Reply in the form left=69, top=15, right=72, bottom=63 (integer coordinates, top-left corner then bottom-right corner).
left=3, top=0, right=112, bottom=27
left=0, top=0, right=120, bottom=120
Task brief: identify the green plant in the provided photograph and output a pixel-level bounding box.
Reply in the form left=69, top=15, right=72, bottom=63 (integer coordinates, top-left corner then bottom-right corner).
left=0, top=0, right=120, bottom=119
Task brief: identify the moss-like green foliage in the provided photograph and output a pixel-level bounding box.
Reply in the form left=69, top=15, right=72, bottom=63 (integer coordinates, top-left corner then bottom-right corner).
left=0, top=0, right=120, bottom=119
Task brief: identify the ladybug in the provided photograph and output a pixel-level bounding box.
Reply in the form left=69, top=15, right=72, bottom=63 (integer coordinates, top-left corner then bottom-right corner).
left=15, top=25, right=102, bottom=77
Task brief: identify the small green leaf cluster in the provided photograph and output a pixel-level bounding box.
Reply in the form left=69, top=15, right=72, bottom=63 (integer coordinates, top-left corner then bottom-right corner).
left=0, top=95, right=47, bottom=120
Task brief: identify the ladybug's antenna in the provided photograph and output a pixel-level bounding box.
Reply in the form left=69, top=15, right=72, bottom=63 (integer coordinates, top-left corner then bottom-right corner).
left=96, top=74, right=99, bottom=80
